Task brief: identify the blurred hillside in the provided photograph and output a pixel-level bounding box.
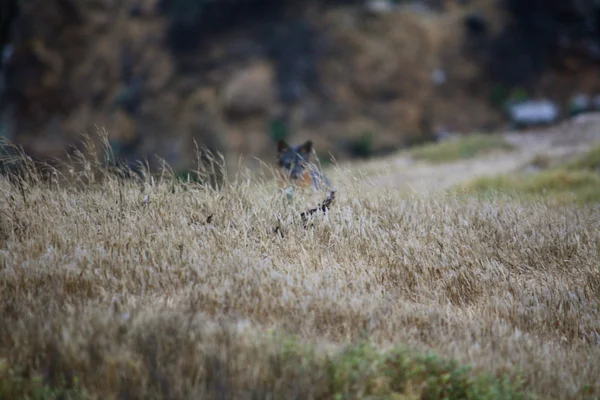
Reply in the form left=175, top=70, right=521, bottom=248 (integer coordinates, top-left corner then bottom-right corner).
left=1, top=0, right=600, bottom=173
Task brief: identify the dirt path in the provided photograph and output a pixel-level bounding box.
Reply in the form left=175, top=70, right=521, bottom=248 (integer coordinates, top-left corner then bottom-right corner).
left=349, top=113, right=600, bottom=193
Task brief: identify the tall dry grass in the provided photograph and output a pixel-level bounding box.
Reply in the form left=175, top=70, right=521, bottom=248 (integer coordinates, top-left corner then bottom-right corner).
left=0, top=134, right=599, bottom=399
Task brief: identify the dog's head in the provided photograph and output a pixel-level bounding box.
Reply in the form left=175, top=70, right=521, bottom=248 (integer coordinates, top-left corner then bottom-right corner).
left=277, top=140, right=313, bottom=181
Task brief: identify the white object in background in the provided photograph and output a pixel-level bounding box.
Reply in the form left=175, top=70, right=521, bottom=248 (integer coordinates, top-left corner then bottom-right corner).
left=508, top=100, right=560, bottom=125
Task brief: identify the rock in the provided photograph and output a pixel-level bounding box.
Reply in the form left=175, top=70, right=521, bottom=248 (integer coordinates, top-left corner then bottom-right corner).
left=431, top=68, right=446, bottom=85
left=364, top=0, right=396, bottom=15
left=507, top=99, right=560, bottom=127
left=221, top=60, right=276, bottom=118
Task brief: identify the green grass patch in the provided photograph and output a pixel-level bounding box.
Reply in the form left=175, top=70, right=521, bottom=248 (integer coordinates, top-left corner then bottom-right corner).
left=276, top=336, right=531, bottom=400
left=0, top=340, right=532, bottom=400
left=459, top=169, right=600, bottom=205
left=459, top=144, right=600, bottom=205
left=322, top=341, right=531, bottom=400
left=0, top=362, right=90, bottom=400
left=564, top=144, right=600, bottom=172
left=410, top=134, right=515, bottom=163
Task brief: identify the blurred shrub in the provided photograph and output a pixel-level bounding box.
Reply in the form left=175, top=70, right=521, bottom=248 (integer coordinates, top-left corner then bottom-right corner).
left=269, top=117, right=289, bottom=143
left=489, top=84, right=529, bottom=109
left=159, top=0, right=362, bottom=52
left=488, top=0, right=600, bottom=87
left=158, top=0, right=285, bottom=51
left=0, top=0, right=17, bottom=54
left=348, top=131, right=375, bottom=159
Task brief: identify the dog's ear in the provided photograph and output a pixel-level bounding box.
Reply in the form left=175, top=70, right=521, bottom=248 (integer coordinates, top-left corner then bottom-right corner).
left=277, top=140, right=290, bottom=153
left=299, top=140, right=313, bottom=155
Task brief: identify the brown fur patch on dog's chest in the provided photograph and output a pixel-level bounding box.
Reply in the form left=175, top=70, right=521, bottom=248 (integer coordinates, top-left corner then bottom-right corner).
left=278, top=168, right=313, bottom=188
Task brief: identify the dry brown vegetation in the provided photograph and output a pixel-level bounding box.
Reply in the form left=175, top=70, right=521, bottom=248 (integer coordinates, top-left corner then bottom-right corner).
left=0, top=0, right=525, bottom=167
left=1, top=133, right=599, bottom=399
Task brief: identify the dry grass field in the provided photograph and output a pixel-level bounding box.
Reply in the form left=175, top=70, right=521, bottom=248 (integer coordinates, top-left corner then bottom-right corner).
left=1, top=126, right=600, bottom=399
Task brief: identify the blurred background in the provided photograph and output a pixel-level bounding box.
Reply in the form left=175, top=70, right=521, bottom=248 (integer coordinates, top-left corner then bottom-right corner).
left=1, top=0, right=600, bottom=174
